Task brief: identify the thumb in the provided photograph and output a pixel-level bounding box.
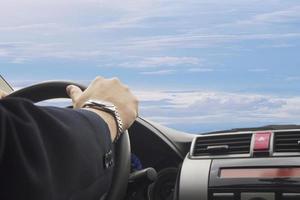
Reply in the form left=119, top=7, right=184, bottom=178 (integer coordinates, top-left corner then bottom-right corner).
left=0, top=90, right=7, bottom=99
left=66, top=85, right=83, bottom=108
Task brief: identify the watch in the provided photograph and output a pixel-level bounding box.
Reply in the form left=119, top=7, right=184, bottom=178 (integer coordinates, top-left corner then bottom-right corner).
left=83, top=99, right=124, bottom=142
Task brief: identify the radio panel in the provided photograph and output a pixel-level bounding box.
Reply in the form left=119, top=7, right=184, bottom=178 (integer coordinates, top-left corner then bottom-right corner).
left=209, top=157, right=300, bottom=200
left=220, top=167, right=300, bottom=178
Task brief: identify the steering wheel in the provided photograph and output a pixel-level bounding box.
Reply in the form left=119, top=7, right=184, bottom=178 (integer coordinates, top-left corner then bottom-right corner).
left=8, top=81, right=131, bottom=200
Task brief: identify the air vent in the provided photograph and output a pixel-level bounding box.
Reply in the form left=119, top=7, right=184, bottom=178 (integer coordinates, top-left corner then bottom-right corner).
left=192, top=133, right=252, bottom=157
left=274, top=131, right=300, bottom=153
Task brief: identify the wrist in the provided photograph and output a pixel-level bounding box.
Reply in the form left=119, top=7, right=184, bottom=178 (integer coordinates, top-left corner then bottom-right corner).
left=82, top=107, right=117, bottom=141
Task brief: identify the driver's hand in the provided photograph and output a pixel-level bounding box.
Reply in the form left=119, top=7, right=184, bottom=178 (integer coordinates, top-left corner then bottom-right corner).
left=66, top=77, right=138, bottom=141
left=0, top=90, right=7, bottom=99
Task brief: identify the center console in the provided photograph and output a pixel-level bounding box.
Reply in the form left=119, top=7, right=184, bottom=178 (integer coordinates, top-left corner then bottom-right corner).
left=178, top=130, right=300, bottom=200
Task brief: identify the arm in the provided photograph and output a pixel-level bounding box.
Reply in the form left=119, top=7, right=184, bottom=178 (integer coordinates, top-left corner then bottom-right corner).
left=0, top=97, right=113, bottom=200
left=0, top=77, right=138, bottom=200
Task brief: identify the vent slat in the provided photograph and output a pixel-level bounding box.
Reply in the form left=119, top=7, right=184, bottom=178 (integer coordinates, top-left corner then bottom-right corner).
left=194, top=145, right=250, bottom=151
left=276, top=143, right=299, bottom=146
left=275, top=134, right=300, bottom=138
left=196, top=141, right=250, bottom=147
left=192, top=134, right=251, bottom=157
left=198, top=136, right=251, bottom=143
left=276, top=138, right=300, bottom=142
left=274, top=132, right=300, bottom=153
left=274, top=149, right=300, bottom=152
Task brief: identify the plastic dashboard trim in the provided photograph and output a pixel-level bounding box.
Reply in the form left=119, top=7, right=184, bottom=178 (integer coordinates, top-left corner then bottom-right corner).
left=135, top=117, right=186, bottom=159
left=189, top=129, right=300, bottom=159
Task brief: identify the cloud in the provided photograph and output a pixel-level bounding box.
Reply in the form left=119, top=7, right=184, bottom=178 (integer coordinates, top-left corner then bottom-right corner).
left=188, top=68, right=214, bottom=72
left=122, top=33, right=300, bottom=51
left=8, top=79, right=300, bottom=133
left=285, top=76, right=300, bottom=81
left=140, top=69, right=175, bottom=75
left=92, top=17, right=147, bottom=29
left=258, top=43, right=296, bottom=48
left=236, top=6, right=300, bottom=25
left=0, top=0, right=299, bottom=66
left=135, top=90, right=300, bottom=132
left=119, top=56, right=201, bottom=68
left=0, top=49, right=9, bottom=57
left=138, top=90, right=286, bottom=112
left=0, top=41, right=115, bottom=63
left=0, top=23, right=60, bottom=32
left=248, top=68, right=268, bottom=72
left=11, top=57, right=30, bottom=64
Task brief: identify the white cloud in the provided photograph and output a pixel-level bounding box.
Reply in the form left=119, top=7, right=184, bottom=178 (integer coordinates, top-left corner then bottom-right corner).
left=94, top=17, right=146, bottom=29
left=286, top=76, right=300, bottom=81
left=248, top=68, right=268, bottom=72
left=122, top=33, right=300, bottom=51
left=188, top=68, right=214, bottom=72
left=140, top=69, right=175, bottom=75
left=258, top=43, right=296, bottom=48
left=8, top=79, right=300, bottom=133
left=0, top=23, right=60, bottom=32
left=119, top=56, right=201, bottom=68
left=236, top=6, right=300, bottom=25
left=0, top=49, right=9, bottom=57
left=0, top=0, right=299, bottom=65
left=0, top=41, right=116, bottom=63
left=98, top=0, right=162, bottom=12
left=135, top=89, right=300, bottom=132
left=136, top=90, right=282, bottom=110
left=11, top=57, right=30, bottom=64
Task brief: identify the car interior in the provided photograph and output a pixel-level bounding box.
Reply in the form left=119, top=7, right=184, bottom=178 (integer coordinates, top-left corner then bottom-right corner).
left=1, top=76, right=300, bottom=200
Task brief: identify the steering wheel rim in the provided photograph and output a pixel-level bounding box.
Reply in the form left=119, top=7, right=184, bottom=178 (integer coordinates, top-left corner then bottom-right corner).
left=8, top=81, right=131, bottom=200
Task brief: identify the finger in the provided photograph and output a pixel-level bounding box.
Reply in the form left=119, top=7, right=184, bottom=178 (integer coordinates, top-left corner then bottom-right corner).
left=0, top=90, right=7, bottom=99
left=66, top=85, right=83, bottom=107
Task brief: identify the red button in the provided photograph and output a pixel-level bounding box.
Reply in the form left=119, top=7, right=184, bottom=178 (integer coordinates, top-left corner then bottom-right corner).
left=254, top=132, right=271, bottom=151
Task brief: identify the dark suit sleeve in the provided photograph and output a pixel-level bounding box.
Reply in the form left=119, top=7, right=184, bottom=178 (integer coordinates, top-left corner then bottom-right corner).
left=0, top=97, right=114, bottom=200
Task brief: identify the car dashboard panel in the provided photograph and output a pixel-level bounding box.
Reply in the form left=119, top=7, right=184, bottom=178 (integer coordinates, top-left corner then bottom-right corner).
left=178, top=129, right=300, bottom=200
left=129, top=120, right=183, bottom=171
left=127, top=119, right=184, bottom=200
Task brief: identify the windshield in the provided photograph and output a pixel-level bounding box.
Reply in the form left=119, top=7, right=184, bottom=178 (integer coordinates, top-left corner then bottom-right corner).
left=1, top=1, right=300, bottom=133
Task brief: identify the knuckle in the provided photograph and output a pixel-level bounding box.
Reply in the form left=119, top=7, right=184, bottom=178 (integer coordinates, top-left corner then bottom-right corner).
left=94, top=76, right=103, bottom=82
left=133, top=96, right=139, bottom=104
left=69, top=88, right=75, bottom=95
left=133, top=110, right=138, bottom=118
left=135, top=106, right=139, bottom=116
left=123, top=85, right=129, bottom=91
left=111, top=77, right=120, bottom=84
left=134, top=99, right=139, bottom=106
left=132, top=98, right=139, bottom=116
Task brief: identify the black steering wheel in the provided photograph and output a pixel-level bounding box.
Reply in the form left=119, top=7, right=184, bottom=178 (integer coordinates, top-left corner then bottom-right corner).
left=8, top=81, right=131, bottom=200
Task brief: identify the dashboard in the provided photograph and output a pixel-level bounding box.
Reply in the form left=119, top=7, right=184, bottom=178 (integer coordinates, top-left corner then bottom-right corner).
left=127, top=118, right=300, bottom=200
left=179, top=130, right=300, bottom=200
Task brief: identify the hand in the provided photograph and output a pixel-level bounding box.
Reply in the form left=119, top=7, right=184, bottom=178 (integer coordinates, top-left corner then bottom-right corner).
left=0, top=90, right=7, bottom=99
left=66, top=77, right=139, bottom=140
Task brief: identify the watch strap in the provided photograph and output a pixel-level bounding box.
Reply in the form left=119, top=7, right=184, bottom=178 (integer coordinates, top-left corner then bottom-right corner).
left=83, top=100, right=123, bottom=142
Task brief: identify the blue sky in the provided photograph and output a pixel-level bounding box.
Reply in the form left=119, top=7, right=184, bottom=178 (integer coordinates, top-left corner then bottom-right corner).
left=1, top=0, right=300, bottom=133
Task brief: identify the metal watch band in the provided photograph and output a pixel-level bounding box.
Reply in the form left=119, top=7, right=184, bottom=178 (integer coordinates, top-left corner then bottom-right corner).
left=82, top=100, right=124, bottom=142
